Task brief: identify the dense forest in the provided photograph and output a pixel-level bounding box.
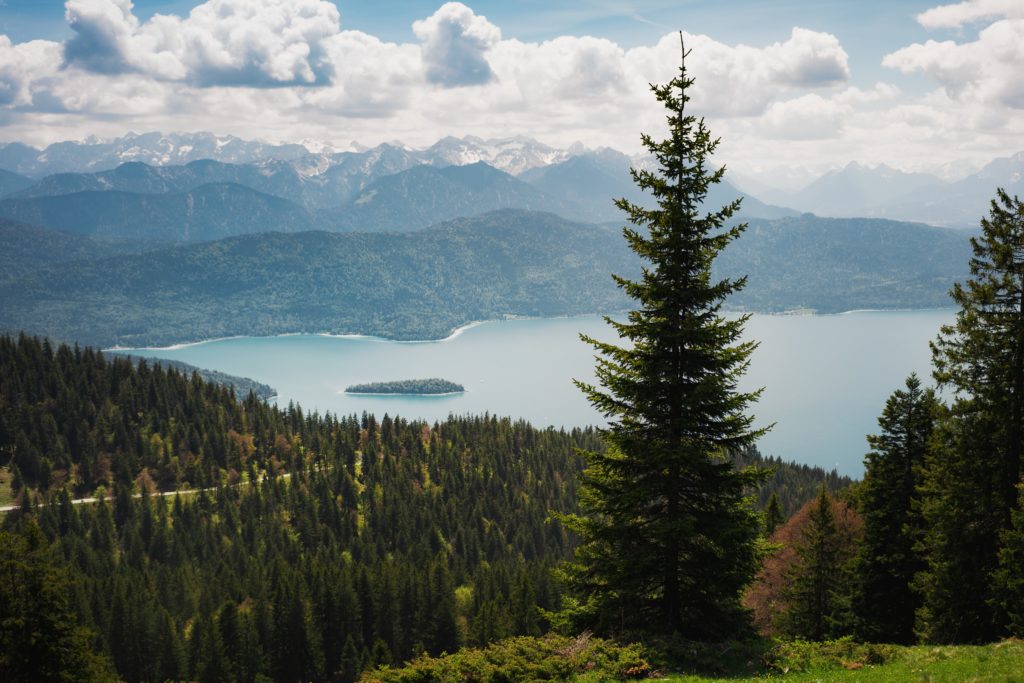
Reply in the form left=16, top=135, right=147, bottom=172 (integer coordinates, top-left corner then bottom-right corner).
left=0, top=334, right=846, bottom=681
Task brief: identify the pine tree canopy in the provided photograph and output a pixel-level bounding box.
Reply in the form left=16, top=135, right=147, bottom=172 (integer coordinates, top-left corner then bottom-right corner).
left=560, top=35, right=768, bottom=639
left=917, top=188, right=1024, bottom=643
left=931, top=188, right=1024, bottom=519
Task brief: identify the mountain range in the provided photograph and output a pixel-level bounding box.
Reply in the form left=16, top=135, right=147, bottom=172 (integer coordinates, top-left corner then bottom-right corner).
left=0, top=149, right=798, bottom=240
left=3, top=131, right=1019, bottom=227
left=734, top=153, right=1024, bottom=228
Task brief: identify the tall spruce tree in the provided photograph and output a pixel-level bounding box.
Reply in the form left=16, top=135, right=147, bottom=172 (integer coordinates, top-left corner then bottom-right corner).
left=855, top=374, right=937, bottom=643
left=559, top=36, right=767, bottom=638
left=917, top=188, right=1024, bottom=642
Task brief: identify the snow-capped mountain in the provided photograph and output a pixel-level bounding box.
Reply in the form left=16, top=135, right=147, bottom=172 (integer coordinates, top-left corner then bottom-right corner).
left=418, top=135, right=573, bottom=175
left=0, top=131, right=585, bottom=180
left=0, top=132, right=311, bottom=177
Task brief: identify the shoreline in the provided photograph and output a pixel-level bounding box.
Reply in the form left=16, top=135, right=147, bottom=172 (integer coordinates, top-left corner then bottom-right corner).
left=101, top=308, right=957, bottom=352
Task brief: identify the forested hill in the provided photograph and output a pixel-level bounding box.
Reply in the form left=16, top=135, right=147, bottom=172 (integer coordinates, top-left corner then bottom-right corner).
left=0, top=183, right=322, bottom=242
left=0, top=210, right=636, bottom=348
left=0, top=334, right=845, bottom=681
left=720, top=214, right=972, bottom=313
left=108, top=352, right=276, bottom=401
left=0, top=218, right=155, bottom=281
left=0, top=210, right=970, bottom=349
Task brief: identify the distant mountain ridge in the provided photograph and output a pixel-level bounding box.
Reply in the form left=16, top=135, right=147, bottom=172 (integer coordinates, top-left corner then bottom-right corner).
left=0, top=131, right=576, bottom=179
left=745, top=152, right=1024, bottom=228
left=0, top=183, right=323, bottom=241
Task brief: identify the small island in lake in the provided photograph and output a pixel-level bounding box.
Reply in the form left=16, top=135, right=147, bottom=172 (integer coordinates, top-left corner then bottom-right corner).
left=345, top=378, right=465, bottom=395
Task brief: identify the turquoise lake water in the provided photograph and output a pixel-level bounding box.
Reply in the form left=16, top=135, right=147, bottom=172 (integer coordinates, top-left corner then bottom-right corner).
left=114, top=310, right=954, bottom=477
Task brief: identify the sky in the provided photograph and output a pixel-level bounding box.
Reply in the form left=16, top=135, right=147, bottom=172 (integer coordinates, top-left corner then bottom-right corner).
left=0, top=0, right=1022, bottom=182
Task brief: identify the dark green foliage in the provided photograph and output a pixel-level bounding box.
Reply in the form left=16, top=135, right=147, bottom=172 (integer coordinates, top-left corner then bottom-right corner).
left=560, top=43, right=765, bottom=638
left=917, top=188, right=1024, bottom=643
left=993, top=484, right=1024, bottom=635
left=734, top=448, right=853, bottom=518
left=0, top=333, right=278, bottom=495
left=1, top=334, right=850, bottom=680
left=0, top=523, right=116, bottom=682
left=345, top=379, right=464, bottom=395
left=855, top=374, right=938, bottom=643
left=778, top=488, right=856, bottom=640
left=111, top=352, right=276, bottom=401
left=765, top=492, right=783, bottom=536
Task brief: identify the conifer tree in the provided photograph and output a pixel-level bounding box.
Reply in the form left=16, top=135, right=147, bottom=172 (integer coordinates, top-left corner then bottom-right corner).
left=765, top=492, right=784, bottom=536
left=560, top=36, right=767, bottom=638
left=778, top=488, right=852, bottom=640
left=855, top=374, right=937, bottom=643
left=918, top=189, right=1024, bottom=642
left=993, top=483, right=1024, bottom=636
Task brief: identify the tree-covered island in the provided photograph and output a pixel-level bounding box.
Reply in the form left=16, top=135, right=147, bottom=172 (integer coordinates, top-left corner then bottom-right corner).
left=344, top=378, right=465, bottom=395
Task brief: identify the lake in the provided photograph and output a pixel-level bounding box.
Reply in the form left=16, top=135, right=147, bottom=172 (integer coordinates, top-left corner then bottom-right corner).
left=114, top=310, right=954, bottom=477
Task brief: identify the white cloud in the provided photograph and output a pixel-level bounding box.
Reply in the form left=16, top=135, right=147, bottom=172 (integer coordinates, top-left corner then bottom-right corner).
left=63, top=0, right=342, bottom=86
left=3, top=2, right=1023, bottom=175
left=413, top=2, right=500, bottom=87
left=627, top=28, right=849, bottom=117
left=884, top=17, right=1024, bottom=108
left=917, top=0, right=1024, bottom=29
left=0, top=36, right=63, bottom=107
left=758, top=94, right=849, bottom=140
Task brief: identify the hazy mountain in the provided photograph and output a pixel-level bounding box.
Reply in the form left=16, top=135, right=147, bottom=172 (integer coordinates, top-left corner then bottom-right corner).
left=838, top=151, right=1024, bottom=228
left=331, top=162, right=576, bottom=231
left=0, top=210, right=636, bottom=348
left=0, top=218, right=154, bottom=281
left=522, top=150, right=798, bottom=222
left=786, top=162, right=946, bottom=217
left=0, top=183, right=322, bottom=241
left=0, top=132, right=311, bottom=177
left=0, top=168, right=33, bottom=197
left=0, top=210, right=971, bottom=348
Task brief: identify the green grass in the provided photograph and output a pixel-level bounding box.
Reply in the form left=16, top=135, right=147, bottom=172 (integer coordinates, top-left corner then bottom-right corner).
left=657, top=641, right=1024, bottom=682
left=360, top=636, right=1024, bottom=683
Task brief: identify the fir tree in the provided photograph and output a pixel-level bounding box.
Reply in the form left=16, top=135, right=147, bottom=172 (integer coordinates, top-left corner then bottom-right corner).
left=765, top=492, right=784, bottom=536
left=855, top=374, right=937, bottom=643
left=993, top=483, right=1024, bottom=636
left=560, top=35, right=767, bottom=638
left=778, top=488, right=852, bottom=640
left=918, top=188, right=1024, bottom=642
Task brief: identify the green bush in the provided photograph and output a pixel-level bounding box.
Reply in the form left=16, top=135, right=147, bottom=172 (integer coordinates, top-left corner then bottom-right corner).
left=359, top=634, right=656, bottom=682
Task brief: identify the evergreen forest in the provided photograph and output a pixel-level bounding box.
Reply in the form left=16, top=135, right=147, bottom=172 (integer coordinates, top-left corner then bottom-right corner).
left=0, top=333, right=844, bottom=681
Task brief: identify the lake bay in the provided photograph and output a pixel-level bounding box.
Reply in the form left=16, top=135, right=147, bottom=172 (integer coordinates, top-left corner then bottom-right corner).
left=115, top=310, right=954, bottom=477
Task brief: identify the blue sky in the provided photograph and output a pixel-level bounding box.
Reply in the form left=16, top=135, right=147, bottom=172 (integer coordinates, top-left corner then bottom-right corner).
left=0, top=1, right=1021, bottom=179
